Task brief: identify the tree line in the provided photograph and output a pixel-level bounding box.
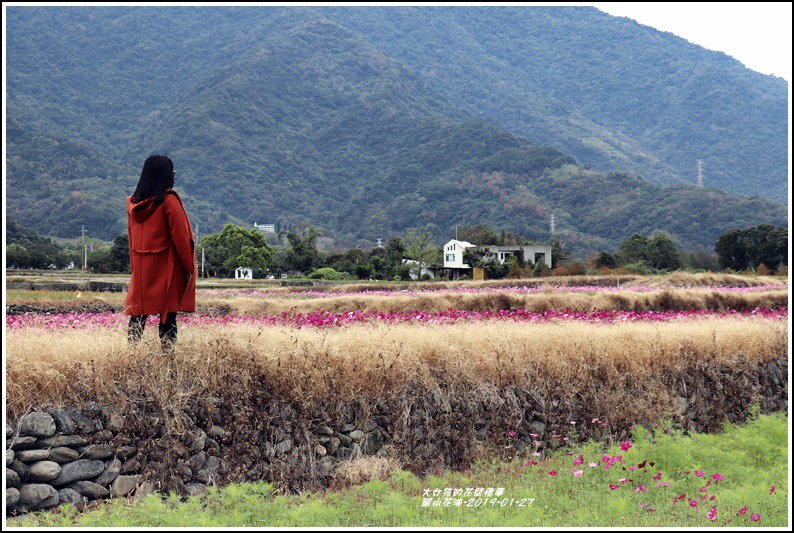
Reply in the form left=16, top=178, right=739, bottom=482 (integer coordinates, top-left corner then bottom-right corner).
left=6, top=220, right=788, bottom=279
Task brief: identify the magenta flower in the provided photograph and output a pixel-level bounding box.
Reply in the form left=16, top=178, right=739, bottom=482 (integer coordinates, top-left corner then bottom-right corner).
left=634, top=485, right=647, bottom=493
left=549, top=470, right=558, bottom=476
left=689, top=499, right=698, bottom=508
left=609, top=484, right=619, bottom=490
left=524, top=460, right=537, bottom=466
left=737, top=506, right=748, bottom=516
left=572, top=469, right=583, bottom=477
left=620, top=441, right=632, bottom=452
left=506, top=430, right=517, bottom=437
left=711, top=473, right=724, bottom=482
left=592, top=417, right=600, bottom=423
left=707, top=507, right=718, bottom=522
left=751, top=513, right=760, bottom=522
left=573, top=455, right=584, bottom=465
left=694, top=470, right=705, bottom=477
left=770, top=485, right=776, bottom=494
left=700, top=487, right=708, bottom=493
left=652, top=471, right=662, bottom=481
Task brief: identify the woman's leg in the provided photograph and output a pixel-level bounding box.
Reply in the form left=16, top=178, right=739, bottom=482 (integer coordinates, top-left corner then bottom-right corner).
left=128, top=315, right=148, bottom=344
left=159, top=312, right=178, bottom=350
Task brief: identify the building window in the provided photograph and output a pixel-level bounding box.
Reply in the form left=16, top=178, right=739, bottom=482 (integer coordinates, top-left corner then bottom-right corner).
left=446, top=254, right=455, bottom=262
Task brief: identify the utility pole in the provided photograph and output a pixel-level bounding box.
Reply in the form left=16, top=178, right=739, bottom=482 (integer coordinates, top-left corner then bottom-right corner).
left=81, top=225, right=87, bottom=273
left=550, top=213, right=556, bottom=234
left=697, top=160, right=703, bottom=188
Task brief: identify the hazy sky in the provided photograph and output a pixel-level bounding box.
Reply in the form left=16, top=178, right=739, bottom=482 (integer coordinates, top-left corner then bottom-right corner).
left=591, top=2, right=792, bottom=82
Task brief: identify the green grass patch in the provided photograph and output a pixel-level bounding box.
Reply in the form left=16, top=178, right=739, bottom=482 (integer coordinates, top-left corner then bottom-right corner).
left=8, top=411, right=787, bottom=527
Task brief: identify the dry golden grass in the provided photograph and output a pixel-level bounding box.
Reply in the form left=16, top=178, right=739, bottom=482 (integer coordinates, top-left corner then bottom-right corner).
left=332, top=453, right=402, bottom=486
left=5, top=317, right=787, bottom=421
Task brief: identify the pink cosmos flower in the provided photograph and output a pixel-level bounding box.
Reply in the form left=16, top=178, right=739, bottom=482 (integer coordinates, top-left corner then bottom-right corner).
left=609, top=484, right=619, bottom=490
left=737, top=506, right=748, bottom=516
left=656, top=481, right=671, bottom=487
left=524, top=460, right=538, bottom=466
left=694, top=470, right=705, bottom=477
left=770, top=485, right=776, bottom=494
left=711, top=473, right=724, bottom=482
left=652, top=471, right=662, bottom=481
left=629, top=465, right=637, bottom=471
left=700, top=487, right=708, bottom=493
left=620, top=441, right=632, bottom=452
left=707, top=507, right=717, bottom=522
left=634, top=485, right=647, bottom=493
left=532, top=452, right=541, bottom=457
left=573, top=455, right=584, bottom=465
left=506, top=430, right=517, bottom=437
left=689, top=499, right=698, bottom=508
left=572, top=469, right=583, bottom=477
left=588, top=462, right=598, bottom=468
left=592, top=417, right=600, bottom=423
left=570, top=420, right=576, bottom=425
left=549, top=470, right=558, bottom=476
left=751, top=514, right=760, bottom=522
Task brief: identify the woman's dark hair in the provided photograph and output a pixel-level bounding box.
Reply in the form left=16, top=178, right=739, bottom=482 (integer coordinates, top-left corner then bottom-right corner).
left=132, top=154, right=175, bottom=205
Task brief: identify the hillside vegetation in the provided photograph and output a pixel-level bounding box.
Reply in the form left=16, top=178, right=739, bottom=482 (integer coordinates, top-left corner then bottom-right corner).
left=5, top=6, right=788, bottom=256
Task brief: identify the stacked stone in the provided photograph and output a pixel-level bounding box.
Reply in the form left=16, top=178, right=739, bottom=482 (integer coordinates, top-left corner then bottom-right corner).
left=5, top=409, right=140, bottom=515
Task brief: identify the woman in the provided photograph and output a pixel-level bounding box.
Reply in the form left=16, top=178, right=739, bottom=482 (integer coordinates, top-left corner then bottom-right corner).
left=125, top=154, right=196, bottom=350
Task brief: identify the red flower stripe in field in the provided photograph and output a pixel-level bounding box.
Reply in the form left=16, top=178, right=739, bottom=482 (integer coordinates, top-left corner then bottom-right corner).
left=5, top=306, right=788, bottom=331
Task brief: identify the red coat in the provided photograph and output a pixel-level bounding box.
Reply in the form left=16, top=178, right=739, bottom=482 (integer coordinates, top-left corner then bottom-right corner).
left=125, top=190, right=196, bottom=319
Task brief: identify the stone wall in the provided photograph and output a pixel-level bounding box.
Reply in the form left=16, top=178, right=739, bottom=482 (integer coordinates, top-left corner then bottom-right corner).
left=4, top=357, right=787, bottom=515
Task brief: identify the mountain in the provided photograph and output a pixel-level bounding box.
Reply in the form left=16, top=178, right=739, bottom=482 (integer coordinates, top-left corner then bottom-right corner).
left=4, top=6, right=788, bottom=258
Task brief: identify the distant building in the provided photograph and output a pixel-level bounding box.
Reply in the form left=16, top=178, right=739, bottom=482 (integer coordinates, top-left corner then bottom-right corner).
left=253, top=222, right=276, bottom=233
left=235, top=267, right=253, bottom=280
left=441, top=239, right=552, bottom=280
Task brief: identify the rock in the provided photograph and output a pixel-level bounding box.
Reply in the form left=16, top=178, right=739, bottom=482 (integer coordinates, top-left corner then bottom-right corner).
left=133, top=480, right=155, bottom=501
left=68, top=480, right=110, bottom=499
left=110, top=475, right=139, bottom=498
left=9, top=460, right=30, bottom=483
left=274, top=439, right=292, bottom=455
left=76, top=444, right=115, bottom=460
left=15, top=449, right=51, bottom=462
left=185, top=483, right=206, bottom=497
left=62, top=407, right=96, bottom=434
left=6, top=468, right=20, bottom=488
left=336, top=433, right=352, bottom=447
left=57, top=488, right=85, bottom=507
left=327, top=437, right=340, bottom=455
left=50, top=459, right=106, bottom=487
left=348, top=430, right=366, bottom=442
left=18, top=483, right=59, bottom=511
left=528, top=420, right=546, bottom=435
left=363, top=429, right=385, bottom=455
left=184, top=429, right=207, bottom=453
left=37, top=435, right=88, bottom=448
left=188, top=451, right=207, bottom=473
left=205, top=438, right=221, bottom=456
left=6, top=487, right=20, bottom=507
left=18, top=412, right=57, bottom=438
left=314, top=444, right=327, bottom=457
left=9, top=435, right=37, bottom=450
left=206, top=425, right=226, bottom=441
left=117, top=446, right=138, bottom=460
left=47, top=408, right=75, bottom=436
left=313, top=424, right=334, bottom=436
left=27, top=460, right=62, bottom=482
left=94, top=458, right=122, bottom=486
left=49, top=446, right=81, bottom=464
left=339, top=423, right=355, bottom=433
left=6, top=449, right=13, bottom=467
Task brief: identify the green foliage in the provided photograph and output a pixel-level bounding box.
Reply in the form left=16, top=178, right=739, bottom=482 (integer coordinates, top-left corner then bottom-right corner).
left=715, top=224, right=788, bottom=272
left=201, top=224, right=275, bottom=277
left=308, top=267, right=342, bottom=280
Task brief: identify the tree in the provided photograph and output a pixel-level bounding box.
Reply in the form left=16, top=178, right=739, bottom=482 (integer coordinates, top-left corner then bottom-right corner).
left=617, top=233, right=649, bottom=266
left=283, top=225, right=321, bottom=274
left=646, top=234, right=681, bottom=271
left=404, top=230, right=440, bottom=279
left=594, top=251, right=618, bottom=269
left=201, top=224, right=275, bottom=277
left=715, top=225, right=788, bottom=271
left=457, top=224, right=499, bottom=245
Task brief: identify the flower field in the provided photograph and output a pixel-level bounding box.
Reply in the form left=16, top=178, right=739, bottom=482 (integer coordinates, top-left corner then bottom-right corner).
left=4, top=272, right=789, bottom=526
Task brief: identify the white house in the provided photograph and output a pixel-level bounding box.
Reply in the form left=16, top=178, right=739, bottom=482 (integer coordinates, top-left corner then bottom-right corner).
left=235, top=267, right=253, bottom=280
left=442, top=239, right=552, bottom=279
